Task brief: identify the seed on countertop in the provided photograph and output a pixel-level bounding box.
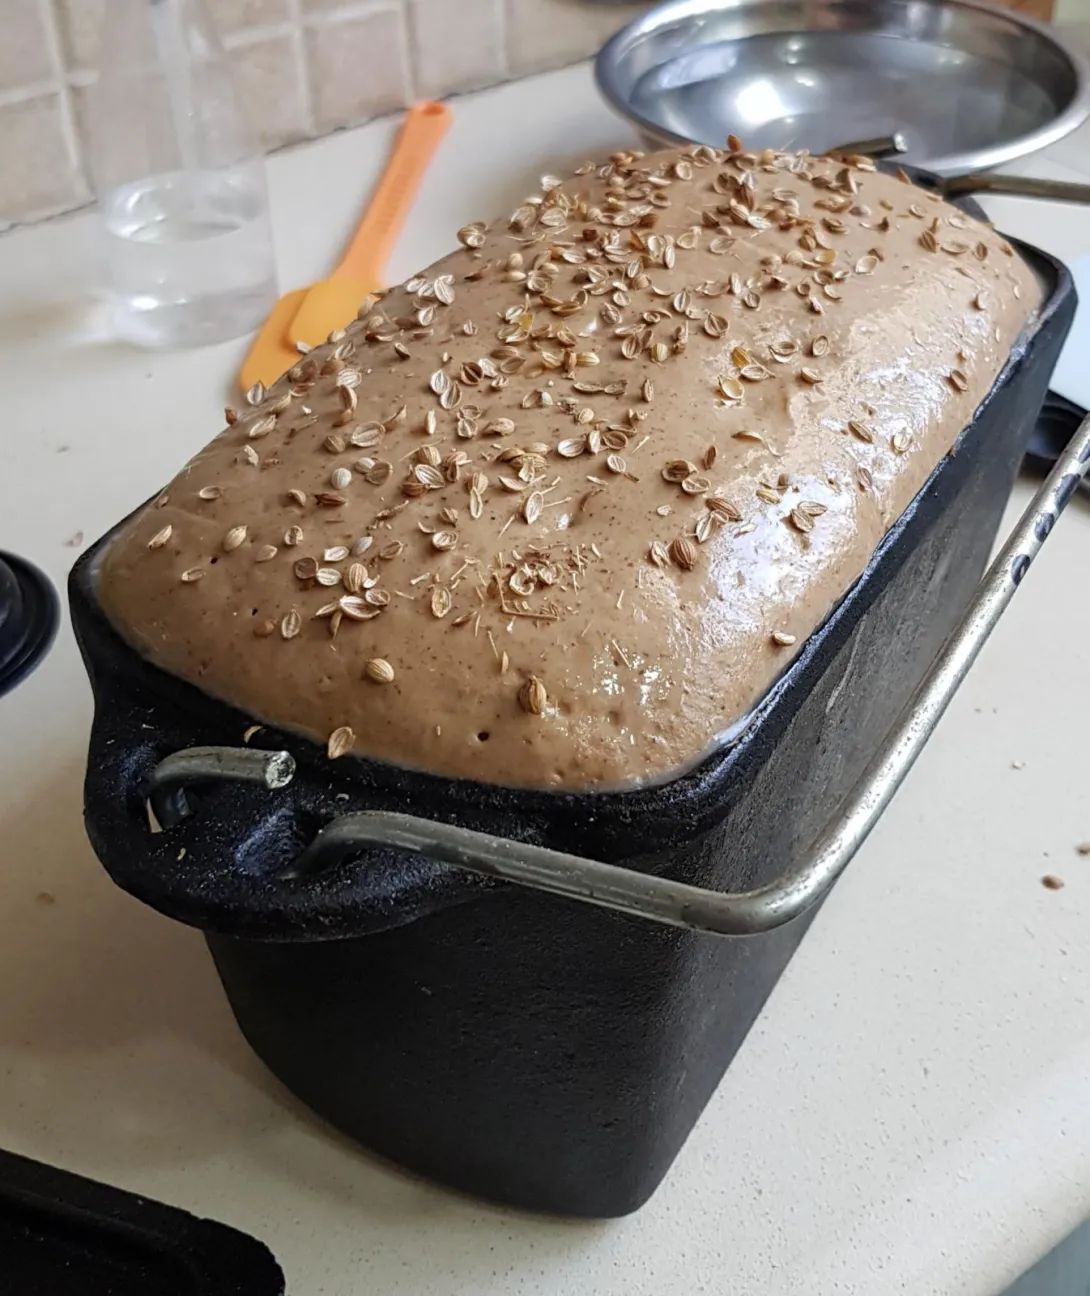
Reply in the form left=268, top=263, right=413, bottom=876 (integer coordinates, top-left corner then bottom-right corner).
left=431, top=586, right=452, bottom=618
left=352, top=536, right=374, bottom=556
left=198, top=486, right=223, bottom=501
left=799, top=367, right=823, bottom=385
left=891, top=432, right=910, bottom=454
left=681, top=474, right=709, bottom=495
left=327, top=726, right=355, bottom=758
left=180, top=567, right=206, bottom=583
left=557, top=437, right=587, bottom=458
left=364, top=658, right=395, bottom=684
left=810, top=336, right=829, bottom=357
left=316, top=567, right=342, bottom=587
left=947, top=369, right=969, bottom=393
left=717, top=375, right=745, bottom=402
left=789, top=507, right=814, bottom=533
left=432, top=531, right=458, bottom=551
left=284, top=525, right=304, bottom=547
left=255, top=544, right=278, bottom=563
left=330, top=467, right=353, bottom=490
left=642, top=378, right=655, bottom=402
left=648, top=540, right=670, bottom=567
left=286, top=489, right=307, bottom=507
left=1041, top=874, right=1065, bottom=890
left=519, top=675, right=548, bottom=716
left=669, top=536, right=697, bottom=571
left=281, top=609, right=302, bottom=639
left=223, top=526, right=247, bottom=552
left=848, top=420, right=875, bottom=443
left=379, top=541, right=405, bottom=560
left=324, top=433, right=346, bottom=455
left=771, top=631, right=797, bottom=646
left=147, top=525, right=172, bottom=550
left=293, top=556, right=319, bottom=582
left=605, top=454, right=627, bottom=475
left=522, top=493, right=543, bottom=525
left=245, top=382, right=265, bottom=407
left=239, top=445, right=259, bottom=467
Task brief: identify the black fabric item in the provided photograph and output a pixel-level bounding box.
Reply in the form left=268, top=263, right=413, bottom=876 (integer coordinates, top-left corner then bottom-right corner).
left=0, top=553, right=58, bottom=699
left=0, top=1147, right=284, bottom=1295
left=69, top=241, right=1076, bottom=1218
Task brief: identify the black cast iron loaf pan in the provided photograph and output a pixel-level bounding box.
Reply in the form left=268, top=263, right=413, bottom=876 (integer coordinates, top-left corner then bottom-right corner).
left=71, top=220, right=1077, bottom=1217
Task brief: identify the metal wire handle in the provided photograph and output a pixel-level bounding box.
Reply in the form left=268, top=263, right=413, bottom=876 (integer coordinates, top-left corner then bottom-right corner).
left=284, top=413, right=1090, bottom=936
left=145, top=746, right=295, bottom=829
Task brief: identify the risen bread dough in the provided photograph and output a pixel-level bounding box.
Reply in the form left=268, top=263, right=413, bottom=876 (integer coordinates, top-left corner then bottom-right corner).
left=98, top=144, right=1039, bottom=788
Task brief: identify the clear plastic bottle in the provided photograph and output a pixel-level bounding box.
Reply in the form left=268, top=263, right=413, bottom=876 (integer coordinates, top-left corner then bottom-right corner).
left=88, top=0, right=278, bottom=349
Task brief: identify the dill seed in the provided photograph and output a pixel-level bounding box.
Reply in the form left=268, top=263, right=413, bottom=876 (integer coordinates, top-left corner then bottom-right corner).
left=799, top=368, right=823, bottom=385
left=284, top=525, right=304, bottom=546
left=327, top=726, right=355, bottom=759
left=198, top=486, right=222, bottom=501
left=147, top=525, right=172, bottom=550
left=430, top=586, right=452, bottom=618
left=364, top=659, right=395, bottom=684
left=649, top=540, right=670, bottom=567
left=669, top=536, right=697, bottom=571
left=519, top=675, right=548, bottom=715
left=848, top=420, right=875, bottom=443
left=223, top=526, right=247, bottom=552
left=771, top=631, right=796, bottom=646
left=255, top=544, right=278, bottom=563
left=707, top=496, right=741, bottom=522
left=281, top=609, right=302, bottom=639
left=947, top=369, right=969, bottom=393
left=432, top=531, right=458, bottom=551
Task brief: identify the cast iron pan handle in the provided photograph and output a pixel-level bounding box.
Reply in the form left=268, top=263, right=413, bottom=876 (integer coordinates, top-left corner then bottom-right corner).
left=284, top=412, right=1090, bottom=937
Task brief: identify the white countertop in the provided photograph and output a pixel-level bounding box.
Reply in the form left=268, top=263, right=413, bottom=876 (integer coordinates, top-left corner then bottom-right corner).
left=1, top=63, right=1089, bottom=1296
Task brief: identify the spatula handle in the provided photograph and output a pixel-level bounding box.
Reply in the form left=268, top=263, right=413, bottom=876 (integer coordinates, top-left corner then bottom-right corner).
left=336, top=101, right=452, bottom=284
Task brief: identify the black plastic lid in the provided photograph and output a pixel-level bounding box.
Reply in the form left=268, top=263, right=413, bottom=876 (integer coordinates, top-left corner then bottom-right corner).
left=0, top=552, right=59, bottom=699
left=0, top=1147, right=285, bottom=1295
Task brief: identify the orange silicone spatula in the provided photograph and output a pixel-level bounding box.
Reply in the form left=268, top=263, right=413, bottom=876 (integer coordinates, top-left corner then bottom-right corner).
left=240, top=288, right=308, bottom=393
left=286, top=100, right=451, bottom=350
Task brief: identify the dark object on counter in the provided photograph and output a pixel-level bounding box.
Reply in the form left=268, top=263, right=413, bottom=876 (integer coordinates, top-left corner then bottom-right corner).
left=0, top=1147, right=284, bottom=1295
left=1024, top=392, right=1090, bottom=491
left=0, top=553, right=57, bottom=700
left=68, top=235, right=1075, bottom=1218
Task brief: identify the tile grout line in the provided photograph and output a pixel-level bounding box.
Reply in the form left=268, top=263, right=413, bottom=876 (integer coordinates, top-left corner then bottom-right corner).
left=495, top=0, right=511, bottom=79
left=397, top=0, right=418, bottom=106
left=285, top=0, right=318, bottom=140
left=36, top=0, right=92, bottom=208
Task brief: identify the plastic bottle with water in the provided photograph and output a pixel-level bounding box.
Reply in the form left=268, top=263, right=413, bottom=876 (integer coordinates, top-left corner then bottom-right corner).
left=88, top=0, right=278, bottom=348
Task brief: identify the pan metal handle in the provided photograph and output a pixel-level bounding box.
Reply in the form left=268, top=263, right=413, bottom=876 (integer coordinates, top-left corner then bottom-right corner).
left=939, top=174, right=1090, bottom=206
left=287, top=412, right=1090, bottom=936
left=145, top=745, right=295, bottom=829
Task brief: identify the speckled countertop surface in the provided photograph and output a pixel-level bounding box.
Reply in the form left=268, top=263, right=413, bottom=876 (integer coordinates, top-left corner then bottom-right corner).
left=0, top=62, right=1089, bottom=1296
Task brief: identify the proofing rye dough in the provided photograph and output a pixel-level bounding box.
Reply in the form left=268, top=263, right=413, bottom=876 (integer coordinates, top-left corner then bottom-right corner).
left=97, top=145, right=1040, bottom=789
